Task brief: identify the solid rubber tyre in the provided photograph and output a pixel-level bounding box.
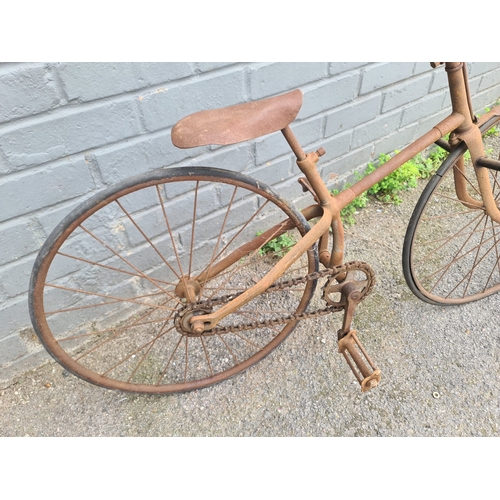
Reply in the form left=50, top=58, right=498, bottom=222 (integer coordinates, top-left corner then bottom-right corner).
left=403, top=116, right=500, bottom=305
left=29, top=167, right=319, bottom=393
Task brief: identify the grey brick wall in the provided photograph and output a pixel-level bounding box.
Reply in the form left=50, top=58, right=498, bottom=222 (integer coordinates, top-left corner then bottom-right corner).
left=1, top=61, right=500, bottom=384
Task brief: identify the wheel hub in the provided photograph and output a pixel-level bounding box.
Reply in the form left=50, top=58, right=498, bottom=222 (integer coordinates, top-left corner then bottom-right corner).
left=174, top=277, right=201, bottom=302
left=174, top=306, right=213, bottom=336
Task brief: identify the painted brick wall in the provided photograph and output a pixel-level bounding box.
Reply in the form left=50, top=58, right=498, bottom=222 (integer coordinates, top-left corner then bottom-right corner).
left=1, top=61, right=500, bottom=384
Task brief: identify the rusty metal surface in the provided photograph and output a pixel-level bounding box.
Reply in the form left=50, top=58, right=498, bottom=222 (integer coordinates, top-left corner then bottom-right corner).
left=189, top=198, right=333, bottom=332
left=184, top=262, right=373, bottom=335
left=444, top=63, right=500, bottom=224
left=476, top=156, right=500, bottom=170
left=338, top=331, right=381, bottom=392
left=341, top=112, right=465, bottom=204
left=171, top=89, right=303, bottom=148
left=30, top=62, right=500, bottom=395
left=14, top=159, right=500, bottom=437
left=322, top=262, right=375, bottom=334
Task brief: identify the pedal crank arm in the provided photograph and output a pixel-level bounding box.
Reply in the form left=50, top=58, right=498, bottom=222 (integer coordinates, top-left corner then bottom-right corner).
left=338, top=330, right=381, bottom=392
left=337, top=281, right=362, bottom=337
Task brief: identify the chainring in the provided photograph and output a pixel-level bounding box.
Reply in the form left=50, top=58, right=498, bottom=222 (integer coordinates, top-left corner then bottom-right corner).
left=321, top=261, right=375, bottom=307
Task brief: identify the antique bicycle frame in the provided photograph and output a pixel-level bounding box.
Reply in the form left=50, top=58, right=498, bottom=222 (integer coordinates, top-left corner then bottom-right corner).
left=188, top=63, right=500, bottom=327
left=175, top=62, right=500, bottom=388
left=29, top=62, right=500, bottom=394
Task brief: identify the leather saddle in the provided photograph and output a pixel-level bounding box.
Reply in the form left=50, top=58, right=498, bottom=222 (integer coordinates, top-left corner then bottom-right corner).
left=171, top=89, right=302, bottom=148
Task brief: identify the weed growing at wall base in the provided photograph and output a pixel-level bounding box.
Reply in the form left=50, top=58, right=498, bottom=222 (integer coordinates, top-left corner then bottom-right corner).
left=331, top=144, right=449, bottom=225
left=257, top=231, right=296, bottom=257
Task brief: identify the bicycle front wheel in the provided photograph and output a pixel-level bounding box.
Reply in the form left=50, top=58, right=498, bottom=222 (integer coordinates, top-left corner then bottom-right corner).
left=403, top=117, right=500, bottom=305
left=30, top=167, right=318, bottom=393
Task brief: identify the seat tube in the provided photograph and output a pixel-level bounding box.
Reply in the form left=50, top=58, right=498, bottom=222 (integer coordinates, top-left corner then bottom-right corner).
left=280, top=127, right=334, bottom=207
left=281, top=125, right=346, bottom=268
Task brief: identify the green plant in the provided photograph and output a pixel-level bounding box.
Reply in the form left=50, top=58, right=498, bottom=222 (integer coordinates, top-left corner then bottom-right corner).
left=366, top=152, right=420, bottom=204
left=257, top=231, right=295, bottom=257
left=365, top=144, right=449, bottom=204
left=477, top=107, right=499, bottom=136
left=419, top=145, right=448, bottom=178
left=329, top=142, right=452, bottom=224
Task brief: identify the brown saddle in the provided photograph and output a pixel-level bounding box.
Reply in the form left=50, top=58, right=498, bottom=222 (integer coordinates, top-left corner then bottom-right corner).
left=171, top=89, right=302, bottom=149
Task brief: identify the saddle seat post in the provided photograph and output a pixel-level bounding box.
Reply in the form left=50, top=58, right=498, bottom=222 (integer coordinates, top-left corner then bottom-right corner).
left=281, top=126, right=333, bottom=207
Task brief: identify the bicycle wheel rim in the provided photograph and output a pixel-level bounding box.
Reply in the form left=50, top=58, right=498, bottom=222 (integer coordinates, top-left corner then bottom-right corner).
left=30, top=167, right=318, bottom=393
left=403, top=116, right=500, bottom=305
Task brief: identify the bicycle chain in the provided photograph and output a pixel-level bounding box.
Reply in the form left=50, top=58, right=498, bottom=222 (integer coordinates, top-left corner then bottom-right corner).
left=175, top=261, right=375, bottom=336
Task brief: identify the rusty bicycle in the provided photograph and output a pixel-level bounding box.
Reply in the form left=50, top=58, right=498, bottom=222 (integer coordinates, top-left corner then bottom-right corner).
left=29, top=62, right=500, bottom=393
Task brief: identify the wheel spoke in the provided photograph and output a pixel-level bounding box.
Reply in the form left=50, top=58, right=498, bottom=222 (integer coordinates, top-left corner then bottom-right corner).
left=232, top=330, right=265, bottom=351
left=198, top=186, right=238, bottom=300
left=155, top=334, right=184, bottom=386
left=57, top=251, right=178, bottom=288
left=45, top=283, right=176, bottom=311
left=79, top=224, right=175, bottom=297
left=184, top=337, right=189, bottom=383
left=103, top=323, right=175, bottom=378
left=210, top=199, right=271, bottom=265
left=453, top=163, right=482, bottom=198
left=32, top=170, right=316, bottom=393
left=484, top=218, right=500, bottom=291
left=415, top=222, right=488, bottom=254
left=57, top=306, right=176, bottom=344
left=416, top=211, right=485, bottom=268
left=203, top=223, right=287, bottom=300
left=155, top=185, right=186, bottom=281
left=217, top=333, right=239, bottom=365
left=188, top=181, right=199, bottom=277
left=426, top=221, right=497, bottom=285
left=74, top=306, right=176, bottom=362
left=45, top=290, right=165, bottom=315
left=200, top=336, right=214, bottom=377
left=461, top=214, right=490, bottom=297
left=405, top=121, right=500, bottom=304
left=442, top=220, right=496, bottom=298
left=116, top=198, right=182, bottom=282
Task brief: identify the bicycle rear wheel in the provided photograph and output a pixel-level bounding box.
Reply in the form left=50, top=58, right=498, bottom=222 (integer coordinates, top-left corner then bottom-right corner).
left=403, top=117, right=500, bottom=305
left=30, top=167, right=318, bottom=393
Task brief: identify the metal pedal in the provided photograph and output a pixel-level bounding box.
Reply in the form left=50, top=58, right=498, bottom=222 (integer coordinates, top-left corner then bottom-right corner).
left=338, top=330, right=381, bottom=392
